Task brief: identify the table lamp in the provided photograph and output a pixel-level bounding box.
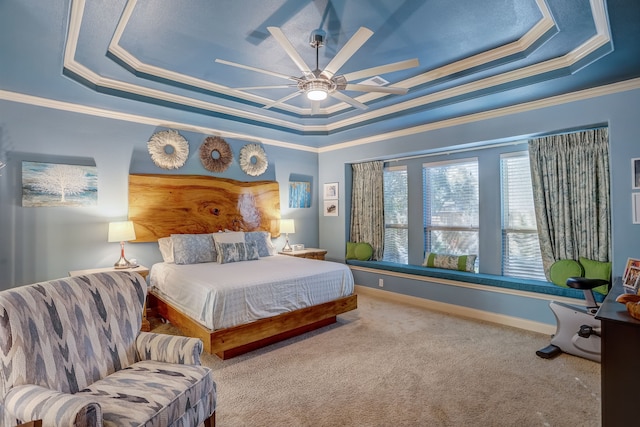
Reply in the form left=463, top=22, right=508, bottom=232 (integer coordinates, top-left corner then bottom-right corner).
left=280, top=219, right=295, bottom=252
left=108, top=220, right=136, bottom=269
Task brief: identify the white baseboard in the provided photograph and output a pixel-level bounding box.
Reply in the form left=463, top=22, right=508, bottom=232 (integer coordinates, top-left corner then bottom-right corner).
left=354, top=285, right=556, bottom=336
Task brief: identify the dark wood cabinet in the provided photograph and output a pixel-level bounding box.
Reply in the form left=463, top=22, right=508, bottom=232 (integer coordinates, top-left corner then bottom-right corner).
left=595, top=280, right=640, bottom=427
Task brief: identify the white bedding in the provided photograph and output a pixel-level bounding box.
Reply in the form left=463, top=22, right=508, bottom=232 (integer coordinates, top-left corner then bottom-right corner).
left=150, top=255, right=355, bottom=330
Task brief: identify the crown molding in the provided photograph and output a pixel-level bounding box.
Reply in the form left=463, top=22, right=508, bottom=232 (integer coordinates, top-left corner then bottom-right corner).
left=63, top=0, right=611, bottom=135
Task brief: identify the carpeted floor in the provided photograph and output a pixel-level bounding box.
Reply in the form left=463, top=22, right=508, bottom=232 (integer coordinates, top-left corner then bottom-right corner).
left=153, top=290, right=601, bottom=427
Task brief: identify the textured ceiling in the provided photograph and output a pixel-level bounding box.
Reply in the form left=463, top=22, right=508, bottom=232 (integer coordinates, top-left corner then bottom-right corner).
left=1, top=0, right=639, bottom=146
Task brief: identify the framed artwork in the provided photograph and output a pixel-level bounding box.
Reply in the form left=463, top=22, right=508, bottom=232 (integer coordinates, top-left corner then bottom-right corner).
left=634, top=193, right=640, bottom=224
left=22, top=161, right=98, bottom=207
left=323, top=200, right=338, bottom=216
left=289, top=181, right=311, bottom=208
left=624, top=266, right=640, bottom=292
left=633, top=158, right=640, bottom=189
left=323, top=182, right=338, bottom=200
left=623, top=258, right=640, bottom=284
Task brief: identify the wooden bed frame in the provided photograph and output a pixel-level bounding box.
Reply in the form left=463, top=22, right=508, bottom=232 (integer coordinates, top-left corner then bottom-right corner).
left=148, top=292, right=357, bottom=359
left=129, top=174, right=357, bottom=359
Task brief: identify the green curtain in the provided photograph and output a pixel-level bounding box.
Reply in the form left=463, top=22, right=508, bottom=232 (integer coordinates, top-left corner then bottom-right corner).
left=350, top=161, right=384, bottom=260
left=528, top=128, right=611, bottom=277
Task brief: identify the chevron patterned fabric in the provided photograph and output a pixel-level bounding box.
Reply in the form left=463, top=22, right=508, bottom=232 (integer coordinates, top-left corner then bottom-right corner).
left=0, top=271, right=216, bottom=426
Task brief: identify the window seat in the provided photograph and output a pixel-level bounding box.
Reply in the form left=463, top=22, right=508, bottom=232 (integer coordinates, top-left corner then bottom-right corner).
left=345, top=259, right=605, bottom=303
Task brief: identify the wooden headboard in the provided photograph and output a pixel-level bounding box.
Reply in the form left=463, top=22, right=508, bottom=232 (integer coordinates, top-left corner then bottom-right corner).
left=128, top=174, right=281, bottom=242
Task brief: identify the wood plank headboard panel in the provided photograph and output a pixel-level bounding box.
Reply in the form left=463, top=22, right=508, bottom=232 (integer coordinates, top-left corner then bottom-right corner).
left=128, top=174, right=281, bottom=242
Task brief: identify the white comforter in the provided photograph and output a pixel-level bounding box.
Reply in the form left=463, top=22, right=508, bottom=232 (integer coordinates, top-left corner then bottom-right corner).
left=150, top=255, right=354, bottom=330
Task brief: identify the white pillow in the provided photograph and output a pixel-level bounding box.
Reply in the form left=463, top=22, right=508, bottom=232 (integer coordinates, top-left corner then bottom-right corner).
left=212, top=231, right=245, bottom=244
left=158, top=237, right=174, bottom=263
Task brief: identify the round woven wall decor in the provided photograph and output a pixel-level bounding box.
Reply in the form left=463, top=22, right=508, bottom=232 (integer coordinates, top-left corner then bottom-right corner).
left=239, top=143, right=268, bottom=176
left=147, top=130, right=189, bottom=170
left=199, top=136, right=233, bottom=173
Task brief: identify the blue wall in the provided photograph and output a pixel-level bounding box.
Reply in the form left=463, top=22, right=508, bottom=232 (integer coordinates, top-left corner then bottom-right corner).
left=318, top=87, right=640, bottom=326
left=0, top=101, right=319, bottom=289
left=2, top=83, right=640, bottom=329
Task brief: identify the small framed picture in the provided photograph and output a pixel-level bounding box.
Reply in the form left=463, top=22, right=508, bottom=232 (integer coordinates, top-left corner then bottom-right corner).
left=323, top=200, right=338, bottom=216
left=623, top=258, right=640, bottom=282
left=624, top=266, right=640, bottom=292
left=323, top=182, right=338, bottom=200
left=634, top=193, right=640, bottom=224
left=633, top=158, right=640, bottom=190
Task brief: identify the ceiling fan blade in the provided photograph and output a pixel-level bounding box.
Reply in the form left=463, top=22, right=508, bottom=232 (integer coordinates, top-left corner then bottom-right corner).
left=262, top=90, right=303, bottom=110
left=267, top=27, right=313, bottom=76
left=342, top=58, right=420, bottom=81
left=215, top=59, right=300, bottom=82
left=330, top=91, right=368, bottom=110
left=311, top=100, right=321, bottom=115
left=344, top=84, right=409, bottom=94
left=235, top=85, right=296, bottom=90
left=321, top=27, right=374, bottom=80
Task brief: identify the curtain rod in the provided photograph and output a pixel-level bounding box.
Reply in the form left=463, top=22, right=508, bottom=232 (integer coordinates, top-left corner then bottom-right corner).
left=388, top=140, right=525, bottom=163
left=382, top=124, right=608, bottom=164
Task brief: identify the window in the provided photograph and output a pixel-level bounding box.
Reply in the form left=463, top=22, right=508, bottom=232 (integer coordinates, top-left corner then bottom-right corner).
left=423, top=159, right=479, bottom=265
left=383, top=165, right=408, bottom=263
left=500, top=153, right=545, bottom=280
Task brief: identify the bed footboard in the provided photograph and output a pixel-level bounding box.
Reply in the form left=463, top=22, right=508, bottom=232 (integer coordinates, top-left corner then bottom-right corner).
left=147, top=292, right=357, bottom=359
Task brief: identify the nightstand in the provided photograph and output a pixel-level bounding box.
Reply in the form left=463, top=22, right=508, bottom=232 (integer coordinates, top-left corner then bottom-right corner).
left=69, top=265, right=151, bottom=332
left=278, top=248, right=327, bottom=260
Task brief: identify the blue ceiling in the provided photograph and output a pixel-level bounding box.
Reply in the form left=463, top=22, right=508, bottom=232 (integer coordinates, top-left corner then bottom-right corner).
left=1, top=0, right=639, bottom=147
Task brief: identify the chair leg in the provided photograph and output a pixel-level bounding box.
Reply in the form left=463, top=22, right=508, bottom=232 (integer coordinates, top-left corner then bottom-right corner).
left=204, top=412, right=215, bottom=427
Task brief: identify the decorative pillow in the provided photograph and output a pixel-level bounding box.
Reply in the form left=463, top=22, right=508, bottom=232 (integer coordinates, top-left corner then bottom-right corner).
left=346, top=242, right=357, bottom=260
left=217, top=241, right=260, bottom=264
left=579, top=257, right=611, bottom=295
left=245, top=231, right=276, bottom=257
left=549, top=259, right=584, bottom=288
left=158, top=237, right=174, bottom=263
left=354, top=242, right=373, bottom=261
left=171, top=234, right=216, bottom=265
left=423, top=252, right=477, bottom=272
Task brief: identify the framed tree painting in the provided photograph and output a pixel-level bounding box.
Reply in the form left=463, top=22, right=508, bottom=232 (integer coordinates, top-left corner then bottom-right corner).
left=324, top=182, right=338, bottom=200
left=22, top=161, right=98, bottom=207
left=289, top=181, right=311, bottom=208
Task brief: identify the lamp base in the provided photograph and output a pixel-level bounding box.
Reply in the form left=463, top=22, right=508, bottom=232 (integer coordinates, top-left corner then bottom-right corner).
left=113, top=256, right=131, bottom=269
left=114, top=241, right=131, bottom=268
left=282, top=235, right=293, bottom=252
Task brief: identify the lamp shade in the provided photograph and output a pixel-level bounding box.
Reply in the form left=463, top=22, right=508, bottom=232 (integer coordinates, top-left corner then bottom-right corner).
left=108, top=221, right=136, bottom=242
left=279, top=219, right=295, bottom=234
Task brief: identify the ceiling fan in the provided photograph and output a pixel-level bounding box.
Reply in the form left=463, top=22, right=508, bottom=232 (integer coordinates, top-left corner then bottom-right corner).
left=215, top=26, right=419, bottom=114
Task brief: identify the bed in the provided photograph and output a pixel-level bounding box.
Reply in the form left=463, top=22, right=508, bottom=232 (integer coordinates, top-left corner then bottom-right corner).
left=128, top=174, right=357, bottom=359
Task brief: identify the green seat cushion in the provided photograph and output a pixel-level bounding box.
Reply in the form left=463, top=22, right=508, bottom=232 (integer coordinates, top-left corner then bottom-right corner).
left=354, top=243, right=373, bottom=261
left=579, top=257, right=611, bottom=295
left=346, top=242, right=357, bottom=260
left=549, top=259, right=584, bottom=288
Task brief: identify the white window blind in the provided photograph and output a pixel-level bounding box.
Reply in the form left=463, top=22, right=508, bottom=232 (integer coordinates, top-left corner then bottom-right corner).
left=500, top=153, right=545, bottom=280
left=383, top=165, right=408, bottom=263
left=423, top=159, right=479, bottom=263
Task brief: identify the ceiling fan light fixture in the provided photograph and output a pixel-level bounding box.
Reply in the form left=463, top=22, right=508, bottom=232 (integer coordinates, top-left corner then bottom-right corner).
left=304, top=81, right=330, bottom=101
left=307, top=89, right=328, bottom=101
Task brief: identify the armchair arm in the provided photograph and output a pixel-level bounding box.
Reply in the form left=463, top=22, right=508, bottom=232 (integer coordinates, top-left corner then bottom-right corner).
left=4, top=385, right=101, bottom=427
left=136, top=331, right=203, bottom=365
